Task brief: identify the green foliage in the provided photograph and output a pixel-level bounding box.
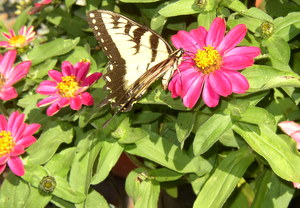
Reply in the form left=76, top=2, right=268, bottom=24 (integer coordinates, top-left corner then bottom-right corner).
left=1, top=0, right=300, bottom=207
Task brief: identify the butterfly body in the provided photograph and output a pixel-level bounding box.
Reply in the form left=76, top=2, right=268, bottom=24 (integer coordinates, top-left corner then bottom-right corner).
left=87, top=10, right=182, bottom=113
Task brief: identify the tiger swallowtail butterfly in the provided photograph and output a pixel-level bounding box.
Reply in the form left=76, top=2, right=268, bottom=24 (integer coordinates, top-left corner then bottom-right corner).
left=86, top=10, right=183, bottom=124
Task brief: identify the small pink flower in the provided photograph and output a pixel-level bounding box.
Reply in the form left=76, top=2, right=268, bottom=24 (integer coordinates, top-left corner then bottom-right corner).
left=0, top=26, right=36, bottom=49
left=278, top=121, right=300, bottom=189
left=168, top=17, right=261, bottom=108
left=36, top=60, right=102, bottom=116
left=0, top=111, right=41, bottom=176
left=0, top=50, right=31, bottom=101
left=28, top=0, right=52, bottom=15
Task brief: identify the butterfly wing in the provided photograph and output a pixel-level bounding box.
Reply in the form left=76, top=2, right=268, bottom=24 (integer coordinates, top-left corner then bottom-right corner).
left=87, top=10, right=174, bottom=111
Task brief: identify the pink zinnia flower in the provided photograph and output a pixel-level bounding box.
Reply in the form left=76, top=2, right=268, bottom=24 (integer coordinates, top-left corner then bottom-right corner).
left=0, top=50, right=31, bottom=101
left=28, top=0, right=52, bottom=15
left=0, top=26, right=36, bottom=49
left=36, top=60, right=102, bottom=116
left=278, top=121, right=300, bottom=189
left=168, top=17, right=261, bottom=108
left=0, top=111, right=41, bottom=176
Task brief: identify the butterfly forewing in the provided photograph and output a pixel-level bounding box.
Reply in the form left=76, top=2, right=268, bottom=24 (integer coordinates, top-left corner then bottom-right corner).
left=87, top=10, right=181, bottom=112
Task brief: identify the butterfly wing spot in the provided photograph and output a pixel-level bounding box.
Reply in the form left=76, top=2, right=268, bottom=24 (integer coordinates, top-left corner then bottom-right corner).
left=92, top=19, right=96, bottom=24
left=94, top=26, right=99, bottom=30
left=89, top=13, right=95, bottom=18
left=105, top=76, right=112, bottom=82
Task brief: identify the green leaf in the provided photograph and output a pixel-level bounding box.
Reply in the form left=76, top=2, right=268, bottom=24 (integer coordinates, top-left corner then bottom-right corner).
left=222, top=0, right=248, bottom=12
left=29, top=58, right=58, bottom=80
left=120, top=0, right=161, bottom=2
left=158, top=0, right=200, bottom=17
left=27, top=38, right=80, bottom=65
left=124, top=129, right=212, bottom=174
left=27, top=122, right=74, bottom=164
left=233, top=123, right=300, bottom=182
left=69, top=130, right=102, bottom=194
left=175, top=111, right=196, bottom=146
left=139, top=84, right=187, bottom=111
left=263, top=36, right=291, bottom=71
left=44, top=147, right=77, bottom=178
left=197, top=11, right=216, bottom=30
left=192, top=114, right=232, bottom=155
left=193, top=147, right=255, bottom=208
left=12, top=10, right=29, bottom=32
left=125, top=169, right=160, bottom=208
left=252, top=169, right=295, bottom=208
left=85, top=189, right=110, bottom=208
left=91, top=140, right=124, bottom=184
left=23, top=165, right=86, bottom=203
left=242, top=65, right=300, bottom=93
left=65, top=0, right=76, bottom=10
left=273, top=12, right=300, bottom=41
left=148, top=168, right=183, bottom=182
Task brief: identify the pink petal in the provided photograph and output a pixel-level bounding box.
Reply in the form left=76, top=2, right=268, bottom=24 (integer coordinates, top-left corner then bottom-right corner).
left=224, top=46, right=261, bottom=59
left=171, top=30, right=198, bottom=53
left=81, top=92, right=94, bottom=105
left=182, top=75, right=205, bottom=108
left=168, top=74, right=182, bottom=98
left=202, top=79, right=220, bottom=107
left=0, top=155, right=9, bottom=164
left=181, top=70, right=203, bottom=97
left=7, top=156, right=24, bottom=176
left=36, top=82, right=58, bottom=95
left=208, top=71, right=232, bottom=97
left=222, top=70, right=249, bottom=93
left=37, top=95, right=60, bottom=107
left=206, top=17, right=226, bottom=48
left=46, top=102, right=61, bottom=116
left=0, top=164, right=6, bottom=174
left=0, top=41, right=10, bottom=47
left=16, top=136, right=37, bottom=148
left=6, top=61, right=31, bottom=85
left=82, top=72, right=102, bottom=86
left=8, top=111, right=24, bottom=134
left=10, top=145, right=25, bottom=156
left=0, top=86, right=18, bottom=100
left=0, top=50, right=17, bottom=75
left=23, top=123, right=41, bottom=136
left=293, top=182, right=300, bottom=189
left=218, top=24, right=247, bottom=54
left=61, top=61, right=74, bottom=76
left=74, top=61, right=90, bottom=80
left=48, top=70, right=62, bottom=82
left=70, top=96, right=82, bottom=110
left=0, top=115, right=7, bottom=130
left=189, top=26, right=207, bottom=48
left=222, top=54, right=255, bottom=71
left=290, top=131, right=300, bottom=149
left=57, top=97, right=70, bottom=107
left=279, top=121, right=300, bottom=136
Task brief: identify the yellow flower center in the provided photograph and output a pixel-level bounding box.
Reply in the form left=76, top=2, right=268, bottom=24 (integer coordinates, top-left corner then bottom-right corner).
left=0, top=130, right=15, bottom=157
left=193, top=46, right=222, bottom=74
left=0, top=74, right=6, bottom=89
left=56, top=75, right=80, bottom=98
left=9, top=35, right=27, bottom=47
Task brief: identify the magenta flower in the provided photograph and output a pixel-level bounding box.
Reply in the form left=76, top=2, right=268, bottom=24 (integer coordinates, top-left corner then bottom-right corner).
left=278, top=121, right=300, bottom=189
left=0, top=26, right=36, bottom=49
left=168, top=17, right=261, bottom=108
left=0, top=50, right=31, bottom=101
left=28, top=0, right=52, bottom=15
left=36, top=60, right=102, bottom=116
left=0, top=111, right=41, bottom=176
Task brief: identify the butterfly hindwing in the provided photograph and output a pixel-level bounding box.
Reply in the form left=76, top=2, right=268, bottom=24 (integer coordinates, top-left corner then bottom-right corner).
left=87, top=10, right=181, bottom=112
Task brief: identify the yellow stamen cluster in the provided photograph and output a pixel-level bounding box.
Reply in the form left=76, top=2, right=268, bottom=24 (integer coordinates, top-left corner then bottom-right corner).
left=0, top=130, right=15, bottom=157
left=0, top=74, right=6, bottom=88
left=9, top=35, right=27, bottom=47
left=56, top=76, right=79, bottom=98
left=194, top=46, right=222, bottom=74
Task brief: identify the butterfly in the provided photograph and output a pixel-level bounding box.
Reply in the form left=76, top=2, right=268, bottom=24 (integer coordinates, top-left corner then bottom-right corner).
left=86, top=10, right=183, bottom=123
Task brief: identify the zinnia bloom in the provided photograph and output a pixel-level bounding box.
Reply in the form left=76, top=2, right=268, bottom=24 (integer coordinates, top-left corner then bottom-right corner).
left=36, top=60, right=102, bottom=116
left=28, top=0, right=52, bottom=15
left=278, top=121, right=300, bottom=189
left=0, top=50, right=31, bottom=101
left=168, top=17, right=261, bottom=108
left=0, top=26, right=36, bottom=49
left=0, top=111, right=41, bottom=176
